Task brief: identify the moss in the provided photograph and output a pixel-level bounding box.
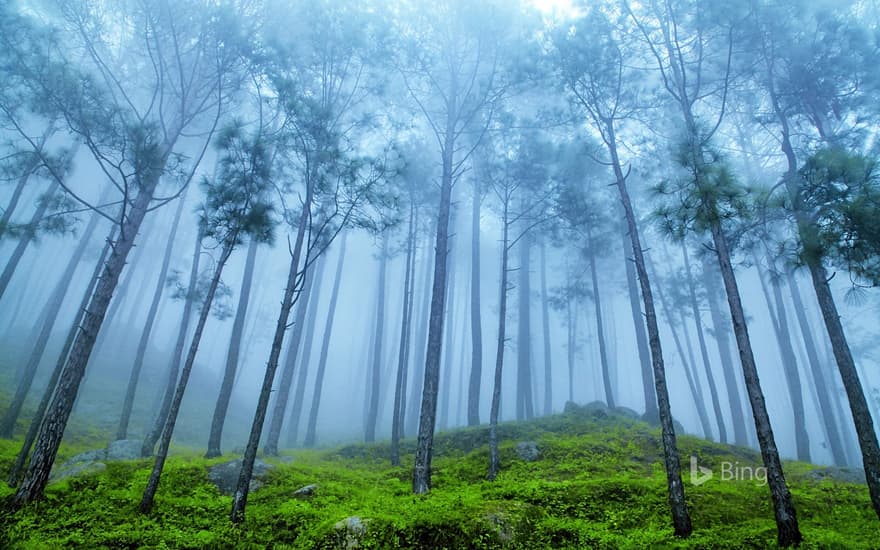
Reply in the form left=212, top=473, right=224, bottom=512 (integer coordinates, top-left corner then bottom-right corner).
left=1, top=408, right=877, bottom=549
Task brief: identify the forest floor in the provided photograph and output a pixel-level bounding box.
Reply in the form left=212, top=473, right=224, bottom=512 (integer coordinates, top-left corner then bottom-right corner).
left=0, top=400, right=876, bottom=549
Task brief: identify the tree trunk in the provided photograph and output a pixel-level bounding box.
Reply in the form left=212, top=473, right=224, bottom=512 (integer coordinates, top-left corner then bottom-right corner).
left=622, top=230, right=656, bottom=420
left=586, top=227, right=614, bottom=409
left=205, top=237, right=259, bottom=458
left=116, top=189, right=188, bottom=441
left=606, top=121, right=691, bottom=536
left=412, top=109, right=455, bottom=494
left=785, top=270, right=848, bottom=465
left=754, top=253, right=811, bottom=462
left=303, top=233, right=347, bottom=448
left=365, top=234, right=388, bottom=442
left=0, top=180, right=60, bottom=303
left=701, top=256, right=750, bottom=446
left=467, top=174, right=483, bottom=426
left=708, top=220, right=801, bottom=546
left=1, top=207, right=102, bottom=438
left=439, top=240, right=457, bottom=430
left=516, top=229, right=534, bottom=420
left=406, top=233, right=434, bottom=437
left=264, top=252, right=318, bottom=455
left=0, top=155, right=40, bottom=237
left=12, top=171, right=163, bottom=508
left=391, top=205, right=417, bottom=465
left=231, top=179, right=313, bottom=522
left=141, top=224, right=205, bottom=457
left=488, top=198, right=510, bottom=481
left=139, top=239, right=234, bottom=513
left=681, top=243, right=727, bottom=443
left=7, top=226, right=116, bottom=487
left=540, top=240, right=553, bottom=416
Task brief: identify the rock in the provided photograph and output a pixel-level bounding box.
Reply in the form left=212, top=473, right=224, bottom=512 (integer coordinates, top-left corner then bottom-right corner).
left=584, top=401, right=609, bottom=418
left=67, top=449, right=108, bottom=463
left=563, top=401, right=583, bottom=414
left=106, top=439, right=143, bottom=460
left=334, top=516, right=367, bottom=549
left=515, top=441, right=540, bottom=462
left=207, top=458, right=275, bottom=496
left=612, top=406, right=639, bottom=419
left=293, top=483, right=318, bottom=499
left=805, top=466, right=866, bottom=485
left=50, top=461, right=107, bottom=482
left=484, top=512, right=514, bottom=543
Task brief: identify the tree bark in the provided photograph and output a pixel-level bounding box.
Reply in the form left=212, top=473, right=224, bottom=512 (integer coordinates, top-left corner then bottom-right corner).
left=516, top=229, right=534, bottom=419
left=141, top=224, right=204, bottom=457
left=205, top=237, right=259, bottom=458
left=467, top=174, right=483, bottom=426
left=139, top=239, right=234, bottom=513
left=391, top=205, right=417, bottom=465
left=1, top=206, right=102, bottom=438
left=539, top=240, right=553, bottom=416
left=586, top=227, right=614, bottom=409
left=7, top=225, right=116, bottom=487
left=708, top=220, right=801, bottom=546
left=303, top=233, right=347, bottom=447
left=365, top=234, right=388, bottom=442
left=488, top=197, right=511, bottom=481
left=12, top=171, right=163, bottom=508
left=622, top=229, right=656, bottom=420
left=116, top=188, right=187, bottom=441
left=264, top=252, right=318, bottom=455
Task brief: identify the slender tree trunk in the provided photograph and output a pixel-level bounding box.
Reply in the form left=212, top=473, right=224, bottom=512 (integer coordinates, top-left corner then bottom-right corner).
left=754, top=253, right=811, bottom=462
left=586, top=228, right=614, bottom=409
left=412, top=107, right=455, bottom=494
left=231, top=180, right=313, bottom=522
left=7, top=226, right=116, bottom=487
left=406, top=234, right=433, bottom=436
left=365, top=234, right=388, bottom=442
left=141, top=225, right=204, bottom=457
left=786, top=270, right=848, bottom=465
left=303, top=234, right=347, bottom=448
left=0, top=156, right=40, bottom=237
left=622, top=230, right=656, bottom=420
left=488, top=198, right=511, bottom=481
left=264, top=254, right=318, bottom=455
left=540, top=241, right=553, bottom=416
left=440, top=239, right=457, bottom=430
left=701, top=256, right=750, bottom=446
left=0, top=180, right=60, bottom=303
left=205, top=237, right=259, bottom=458
left=681, top=243, right=727, bottom=443
left=12, top=170, right=164, bottom=508
left=516, top=229, right=534, bottom=420
left=606, top=122, right=691, bottom=536
left=285, top=254, right=326, bottom=447
left=139, top=240, right=234, bottom=513
left=391, top=206, right=417, bottom=465
left=116, top=189, right=188, bottom=441
left=1, top=207, right=102, bottom=438
left=708, top=220, right=801, bottom=545
left=467, top=174, right=483, bottom=426
left=677, top=309, right=714, bottom=439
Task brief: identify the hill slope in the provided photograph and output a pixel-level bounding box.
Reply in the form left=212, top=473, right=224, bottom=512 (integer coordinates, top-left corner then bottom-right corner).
left=1, top=403, right=875, bottom=549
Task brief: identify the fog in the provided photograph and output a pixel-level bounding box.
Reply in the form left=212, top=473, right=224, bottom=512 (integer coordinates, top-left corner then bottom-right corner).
left=1, top=0, right=879, bottom=530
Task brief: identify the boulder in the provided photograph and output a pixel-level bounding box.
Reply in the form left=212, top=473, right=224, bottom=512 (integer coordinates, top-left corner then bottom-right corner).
left=106, top=439, right=143, bottom=460
left=207, top=458, right=274, bottom=496
left=293, top=483, right=318, bottom=499
left=612, top=406, right=640, bottom=419
left=50, top=460, right=107, bottom=482
left=515, top=441, right=540, bottom=462
left=805, top=466, right=866, bottom=485
left=584, top=401, right=609, bottom=419
left=334, top=516, right=367, bottom=549
left=563, top=401, right=583, bottom=415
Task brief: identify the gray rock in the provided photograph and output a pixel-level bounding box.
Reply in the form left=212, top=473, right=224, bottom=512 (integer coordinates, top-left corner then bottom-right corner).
left=334, top=516, right=367, bottom=549
left=584, top=401, right=609, bottom=413
left=50, top=461, right=107, bottom=482
left=805, top=466, right=866, bottom=485
left=106, top=439, right=143, bottom=460
left=67, top=449, right=107, bottom=463
left=294, top=483, right=318, bottom=499
left=515, top=441, right=540, bottom=462
left=207, top=458, right=275, bottom=496
left=612, top=406, right=640, bottom=419
left=563, top=401, right=582, bottom=414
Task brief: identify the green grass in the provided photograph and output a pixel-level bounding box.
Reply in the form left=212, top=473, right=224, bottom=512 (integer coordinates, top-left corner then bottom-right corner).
left=0, top=404, right=876, bottom=549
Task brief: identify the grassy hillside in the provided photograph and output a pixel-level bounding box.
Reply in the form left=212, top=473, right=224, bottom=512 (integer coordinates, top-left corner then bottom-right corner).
left=0, top=403, right=875, bottom=549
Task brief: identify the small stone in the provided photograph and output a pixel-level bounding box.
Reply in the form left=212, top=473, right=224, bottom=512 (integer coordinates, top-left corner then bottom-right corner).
left=334, top=516, right=367, bottom=549
left=293, top=483, right=318, bottom=498
left=515, top=441, right=540, bottom=462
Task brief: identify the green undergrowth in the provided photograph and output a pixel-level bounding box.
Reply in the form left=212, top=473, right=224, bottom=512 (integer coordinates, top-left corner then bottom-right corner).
left=0, top=405, right=876, bottom=549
